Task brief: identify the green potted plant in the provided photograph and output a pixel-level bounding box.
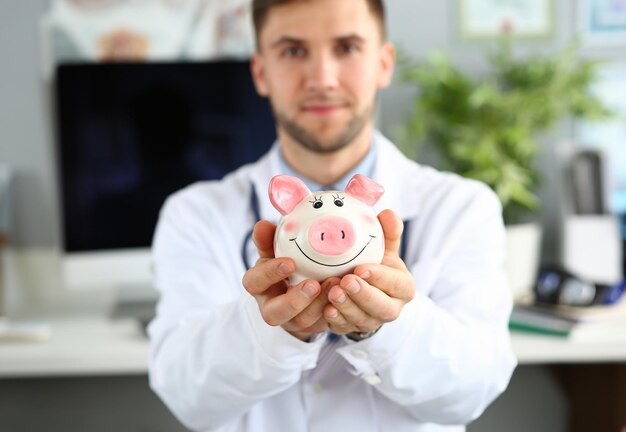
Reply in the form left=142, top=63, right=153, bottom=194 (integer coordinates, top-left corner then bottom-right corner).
left=397, top=40, right=613, bottom=297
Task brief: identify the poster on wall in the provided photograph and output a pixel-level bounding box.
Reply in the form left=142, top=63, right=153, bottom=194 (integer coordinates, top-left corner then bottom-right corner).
left=579, top=0, right=626, bottom=46
left=459, top=0, right=554, bottom=40
left=40, top=0, right=254, bottom=78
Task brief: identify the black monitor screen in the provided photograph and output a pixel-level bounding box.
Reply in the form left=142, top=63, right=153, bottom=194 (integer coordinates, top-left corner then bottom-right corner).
left=55, top=61, right=276, bottom=252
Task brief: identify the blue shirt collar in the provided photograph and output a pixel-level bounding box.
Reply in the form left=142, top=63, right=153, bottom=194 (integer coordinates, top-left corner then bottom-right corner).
left=277, top=137, right=378, bottom=192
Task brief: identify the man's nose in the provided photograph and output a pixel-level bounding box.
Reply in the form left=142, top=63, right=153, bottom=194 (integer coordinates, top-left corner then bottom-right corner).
left=305, top=52, right=339, bottom=92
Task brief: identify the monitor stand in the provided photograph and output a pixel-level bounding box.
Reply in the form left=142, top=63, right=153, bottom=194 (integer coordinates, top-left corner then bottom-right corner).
left=109, top=284, right=159, bottom=334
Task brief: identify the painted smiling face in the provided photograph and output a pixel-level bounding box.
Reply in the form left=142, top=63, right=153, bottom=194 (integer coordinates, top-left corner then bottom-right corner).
left=269, top=174, right=385, bottom=285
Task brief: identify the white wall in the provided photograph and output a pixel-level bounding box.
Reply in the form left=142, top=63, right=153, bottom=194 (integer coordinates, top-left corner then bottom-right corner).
left=0, top=0, right=59, bottom=247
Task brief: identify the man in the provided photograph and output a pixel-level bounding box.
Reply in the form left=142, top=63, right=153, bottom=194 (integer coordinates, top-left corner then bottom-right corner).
left=148, top=0, right=517, bottom=431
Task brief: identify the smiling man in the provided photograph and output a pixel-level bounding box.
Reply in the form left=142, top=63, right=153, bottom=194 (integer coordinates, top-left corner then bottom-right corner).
left=251, top=0, right=391, bottom=160
left=148, top=1, right=517, bottom=431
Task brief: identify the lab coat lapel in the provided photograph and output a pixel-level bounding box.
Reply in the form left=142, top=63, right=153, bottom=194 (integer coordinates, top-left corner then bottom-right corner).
left=248, top=143, right=284, bottom=223
left=371, top=132, right=422, bottom=221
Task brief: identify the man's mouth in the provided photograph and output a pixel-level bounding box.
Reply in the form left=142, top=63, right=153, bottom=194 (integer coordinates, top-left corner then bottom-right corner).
left=289, top=236, right=376, bottom=267
left=301, top=99, right=348, bottom=115
left=301, top=105, right=345, bottom=115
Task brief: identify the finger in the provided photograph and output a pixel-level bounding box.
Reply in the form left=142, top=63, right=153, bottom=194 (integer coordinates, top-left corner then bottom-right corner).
left=303, top=276, right=340, bottom=318
left=323, top=304, right=355, bottom=334
left=321, top=276, right=342, bottom=291
left=242, top=257, right=294, bottom=295
left=283, top=279, right=335, bottom=330
left=338, top=275, right=404, bottom=324
left=353, top=264, right=415, bottom=301
left=378, top=209, right=403, bottom=257
left=252, top=220, right=277, bottom=259
left=261, top=280, right=321, bottom=326
left=296, top=276, right=339, bottom=323
left=327, top=283, right=380, bottom=332
left=283, top=316, right=328, bottom=335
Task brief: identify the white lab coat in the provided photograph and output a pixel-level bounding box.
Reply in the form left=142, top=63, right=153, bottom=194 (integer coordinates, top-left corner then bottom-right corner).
left=148, top=131, right=517, bottom=432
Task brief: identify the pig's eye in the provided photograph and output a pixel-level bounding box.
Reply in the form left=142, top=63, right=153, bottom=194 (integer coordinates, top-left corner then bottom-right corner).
left=332, top=194, right=345, bottom=207
left=310, top=196, right=323, bottom=209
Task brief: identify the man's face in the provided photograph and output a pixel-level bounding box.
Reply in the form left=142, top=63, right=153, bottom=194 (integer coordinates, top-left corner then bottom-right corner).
left=251, top=0, right=395, bottom=154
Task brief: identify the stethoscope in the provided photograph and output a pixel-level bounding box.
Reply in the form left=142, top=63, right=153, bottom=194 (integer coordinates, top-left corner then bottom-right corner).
left=241, top=184, right=410, bottom=270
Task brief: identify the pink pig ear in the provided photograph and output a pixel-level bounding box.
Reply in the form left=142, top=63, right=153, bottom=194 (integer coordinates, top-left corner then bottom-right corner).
left=269, top=175, right=311, bottom=216
left=344, top=174, right=384, bottom=207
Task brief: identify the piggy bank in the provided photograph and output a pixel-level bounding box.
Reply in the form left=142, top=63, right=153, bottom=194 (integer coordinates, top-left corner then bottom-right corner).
left=269, top=174, right=385, bottom=285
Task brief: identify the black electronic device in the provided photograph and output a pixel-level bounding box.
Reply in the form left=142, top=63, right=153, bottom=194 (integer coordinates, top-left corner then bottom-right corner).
left=570, top=150, right=610, bottom=215
left=535, top=265, right=625, bottom=307
left=54, top=61, right=276, bottom=253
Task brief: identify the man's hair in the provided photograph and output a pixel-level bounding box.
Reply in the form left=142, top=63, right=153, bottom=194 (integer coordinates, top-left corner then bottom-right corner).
left=252, top=0, right=387, bottom=48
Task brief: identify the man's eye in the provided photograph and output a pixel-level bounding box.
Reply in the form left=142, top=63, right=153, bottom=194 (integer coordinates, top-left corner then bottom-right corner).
left=337, top=43, right=359, bottom=55
left=283, top=46, right=306, bottom=58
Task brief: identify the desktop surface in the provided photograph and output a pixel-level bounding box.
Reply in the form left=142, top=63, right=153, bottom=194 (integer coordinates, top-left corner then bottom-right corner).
left=2, top=315, right=626, bottom=379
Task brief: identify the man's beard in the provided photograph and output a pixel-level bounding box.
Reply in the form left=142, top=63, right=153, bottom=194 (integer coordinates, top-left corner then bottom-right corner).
left=272, top=102, right=374, bottom=155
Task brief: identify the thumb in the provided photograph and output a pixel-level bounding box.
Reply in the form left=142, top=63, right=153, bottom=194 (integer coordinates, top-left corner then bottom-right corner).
left=252, top=220, right=276, bottom=260
left=378, top=209, right=404, bottom=259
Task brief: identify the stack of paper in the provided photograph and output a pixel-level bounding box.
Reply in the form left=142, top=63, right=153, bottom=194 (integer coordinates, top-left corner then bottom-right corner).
left=0, top=319, right=51, bottom=342
left=509, top=296, right=626, bottom=338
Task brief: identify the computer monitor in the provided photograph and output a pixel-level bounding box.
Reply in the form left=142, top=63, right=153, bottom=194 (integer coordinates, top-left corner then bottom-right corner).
left=54, top=61, right=276, bottom=290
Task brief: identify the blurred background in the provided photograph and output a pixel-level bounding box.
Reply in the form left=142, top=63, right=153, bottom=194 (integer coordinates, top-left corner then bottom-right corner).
left=0, top=0, right=625, bottom=431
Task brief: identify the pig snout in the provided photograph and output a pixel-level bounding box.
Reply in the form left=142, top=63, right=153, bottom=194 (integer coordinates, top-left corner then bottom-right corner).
left=307, top=216, right=356, bottom=256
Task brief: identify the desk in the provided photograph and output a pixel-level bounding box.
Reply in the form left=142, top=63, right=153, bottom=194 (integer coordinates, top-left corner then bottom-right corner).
left=2, top=316, right=626, bottom=378
left=512, top=327, right=626, bottom=364
left=0, top=317, right=149, bottom=378
left=1, top=316, right=625, bottom=432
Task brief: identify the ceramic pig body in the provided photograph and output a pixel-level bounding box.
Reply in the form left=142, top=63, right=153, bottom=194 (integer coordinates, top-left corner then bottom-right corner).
left=269, top=174, right=385, bottom=285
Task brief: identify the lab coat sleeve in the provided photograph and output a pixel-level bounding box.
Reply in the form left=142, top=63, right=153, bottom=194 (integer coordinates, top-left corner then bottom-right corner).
left=337, top=183, right=517, bottom=425
left=147, top=192, right=325, bottom=431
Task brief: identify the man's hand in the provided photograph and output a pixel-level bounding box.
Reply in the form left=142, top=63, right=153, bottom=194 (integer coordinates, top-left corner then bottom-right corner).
left=242, top=220, right=333, bottom=341
left=323, top=209, right=416, bottom=336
